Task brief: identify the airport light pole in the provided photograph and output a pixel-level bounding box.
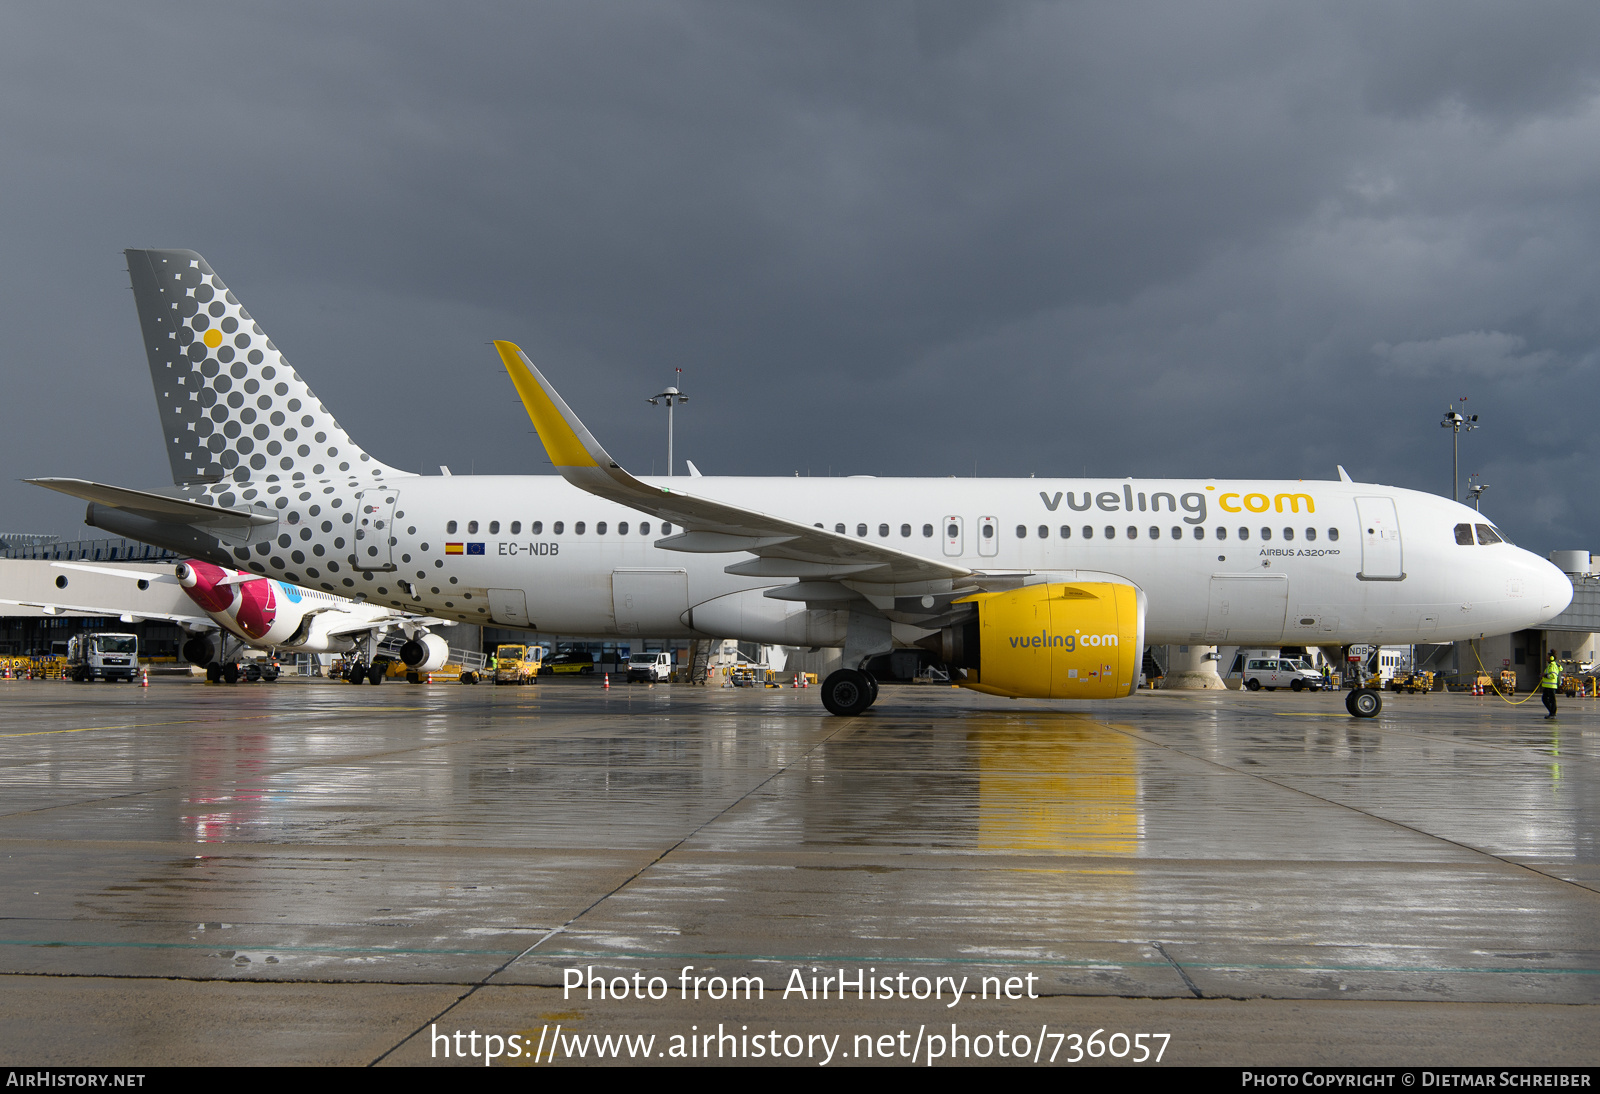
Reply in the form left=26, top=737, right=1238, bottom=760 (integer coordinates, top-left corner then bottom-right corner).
left=1440, top=402, right=1478, bottom=501
left=1467, top=475, right=1489, bottom=512
left=647, top=370, right=688, bottom=478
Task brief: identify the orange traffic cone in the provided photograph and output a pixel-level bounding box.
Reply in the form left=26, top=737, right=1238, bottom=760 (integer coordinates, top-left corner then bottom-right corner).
left=603, top=673, right=610, bottom=690
left=141, top=669, right=149, bottom=688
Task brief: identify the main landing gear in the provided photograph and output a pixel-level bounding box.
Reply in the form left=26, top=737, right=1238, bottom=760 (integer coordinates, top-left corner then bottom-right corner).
left=1345, top=688, right=1382, bottom=718
left=819, top=668, right=879, bottom=716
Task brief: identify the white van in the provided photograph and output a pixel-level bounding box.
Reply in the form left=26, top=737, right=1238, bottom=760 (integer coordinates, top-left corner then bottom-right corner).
left=1243, top=657, right=1326, bottom=692
left=627, top=651, right=673, bottom=683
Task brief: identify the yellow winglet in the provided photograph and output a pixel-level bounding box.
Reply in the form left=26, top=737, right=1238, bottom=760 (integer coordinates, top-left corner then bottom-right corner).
left=495, top=341, right=600, bottom=469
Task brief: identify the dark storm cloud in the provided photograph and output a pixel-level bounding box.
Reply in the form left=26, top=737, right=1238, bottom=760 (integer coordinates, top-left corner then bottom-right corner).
left=4, top=1, right=1600, bottom=553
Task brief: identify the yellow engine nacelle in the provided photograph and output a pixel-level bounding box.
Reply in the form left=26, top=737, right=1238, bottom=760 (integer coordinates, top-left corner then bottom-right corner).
left=942, top=582, right=1146, bottom=700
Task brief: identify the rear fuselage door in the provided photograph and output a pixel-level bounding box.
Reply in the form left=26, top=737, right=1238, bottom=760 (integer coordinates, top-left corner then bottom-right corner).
left=943, top=515, right=964, bottom=557
left=1355, top=496, right=1404, bottom=580
left=354, top=488, right=398, bottom=572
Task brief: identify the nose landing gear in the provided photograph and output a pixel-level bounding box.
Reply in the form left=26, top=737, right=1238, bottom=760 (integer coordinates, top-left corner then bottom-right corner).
left=1346, top=688, right=1382, bottom=718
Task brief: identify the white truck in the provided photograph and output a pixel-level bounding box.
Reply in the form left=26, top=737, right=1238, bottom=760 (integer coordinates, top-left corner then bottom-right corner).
left=65, top=632, right=139, bottom=683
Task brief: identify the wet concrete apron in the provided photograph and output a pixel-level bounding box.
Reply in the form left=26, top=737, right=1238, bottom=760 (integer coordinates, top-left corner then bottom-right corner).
left=0, top=678, right=1594, bottom=1065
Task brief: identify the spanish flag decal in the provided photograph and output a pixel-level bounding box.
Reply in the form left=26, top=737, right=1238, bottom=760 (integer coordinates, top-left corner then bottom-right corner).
left=446, top=543, right=464, bottom=555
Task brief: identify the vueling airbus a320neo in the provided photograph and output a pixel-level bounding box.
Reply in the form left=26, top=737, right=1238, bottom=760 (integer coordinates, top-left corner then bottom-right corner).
left=30, top=250, right=1571, bottom=717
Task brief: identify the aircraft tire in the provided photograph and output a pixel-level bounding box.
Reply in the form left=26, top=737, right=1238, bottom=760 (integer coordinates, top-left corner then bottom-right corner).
left=1245, top=678, right=1261, bottom=692
left=368, top=666, right=385, bottom=685
left=820, top=669, right=873, bottom=716
left=222, top=663, right=240, bottom=685
left=205, top=662, right=223, bottom=683
left=862, top=670, right=879, bottom=707
left=1346, top=688, right=1381, bottom=718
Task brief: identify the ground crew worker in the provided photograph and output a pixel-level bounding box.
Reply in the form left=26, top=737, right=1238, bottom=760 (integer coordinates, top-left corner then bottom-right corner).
left=1541, top=652, right=1561, bottom=719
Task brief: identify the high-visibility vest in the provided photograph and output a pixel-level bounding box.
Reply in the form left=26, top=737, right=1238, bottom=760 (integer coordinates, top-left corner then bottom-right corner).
left=1542, top=660, right=1562, bottom=688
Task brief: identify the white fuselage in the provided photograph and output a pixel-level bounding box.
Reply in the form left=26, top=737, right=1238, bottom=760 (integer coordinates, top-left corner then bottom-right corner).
left=216, top=473, right=1571, bottom=649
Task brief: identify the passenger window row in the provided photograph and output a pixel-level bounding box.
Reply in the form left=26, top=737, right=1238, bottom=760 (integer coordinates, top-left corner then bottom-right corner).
left=1036, top=524, right=1337, bottom=543
left=1454, top=523, right=1503, bottom=545
left=443, top=519, right=672, bottom=536
left=817, top=523, right=938, bottom=538
left=1042, top=525, right=1339, bottom=542
left=799, top=520, right=1343, bottom=545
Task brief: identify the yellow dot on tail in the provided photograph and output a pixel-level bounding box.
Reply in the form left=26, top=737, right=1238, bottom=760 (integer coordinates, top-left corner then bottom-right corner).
left=202, top=328, right=223, bottom=348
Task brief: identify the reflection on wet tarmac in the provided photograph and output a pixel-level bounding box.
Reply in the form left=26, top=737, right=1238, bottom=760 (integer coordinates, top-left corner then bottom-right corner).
left=972, top=715, right=1140, bottom=855
left=0, top=679, right=1597, bottom=1024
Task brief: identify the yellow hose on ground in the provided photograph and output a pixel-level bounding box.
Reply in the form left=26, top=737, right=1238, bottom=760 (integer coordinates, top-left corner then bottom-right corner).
left=1471, top=643, right=1539, bottom=706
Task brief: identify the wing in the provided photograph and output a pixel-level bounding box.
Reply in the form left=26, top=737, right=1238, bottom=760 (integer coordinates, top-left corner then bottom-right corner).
left=495, top=341, right=975, bottom=596
left=50, top=561, right=181, bottom=585
left=0, top=599, right=213, bottom=628
left=321, top=610, right=454, bottom=639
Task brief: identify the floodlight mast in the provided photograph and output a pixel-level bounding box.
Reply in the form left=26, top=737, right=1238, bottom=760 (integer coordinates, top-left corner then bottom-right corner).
left=1468, top=474, right=1489, bottom=512
left=1440, top=401, right=1478, bottom=501
left=647, top=369, right=688, bottom=478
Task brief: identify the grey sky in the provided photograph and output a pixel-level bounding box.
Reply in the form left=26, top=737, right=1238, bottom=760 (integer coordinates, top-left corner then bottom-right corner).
left=4, top=2, right=1600, bottom=554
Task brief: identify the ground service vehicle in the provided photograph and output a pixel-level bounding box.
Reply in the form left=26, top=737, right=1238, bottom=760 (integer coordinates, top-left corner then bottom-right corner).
left=1243, top=657, right=1326, bottom=692
left=544, top=651, right=596, bottom=675
left=626, top=651, right=673, bottom=683
left=494, top=644, right=542, bottom=685
left=65, top=632, right=139, bottom=682
left=32, top=249, right=1576, bottom=722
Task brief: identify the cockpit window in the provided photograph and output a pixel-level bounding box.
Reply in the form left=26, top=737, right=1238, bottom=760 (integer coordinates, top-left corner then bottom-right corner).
left=1455, top=523, right=1474, bottom=545
left=1476, top=524, right=1503, bottom=545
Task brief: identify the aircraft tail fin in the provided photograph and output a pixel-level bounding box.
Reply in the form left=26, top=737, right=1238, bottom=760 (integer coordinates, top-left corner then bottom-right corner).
left=124, top=249, right=403, bottom=487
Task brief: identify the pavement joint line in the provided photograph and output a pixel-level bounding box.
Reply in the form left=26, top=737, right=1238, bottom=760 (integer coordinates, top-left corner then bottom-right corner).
left=366, top=716, right=861, bottom=1067
left=0, top=938, right=529, bottom=956
left=13, top=970, right=1600, bottom=1007
left=4, top=943, right=1597, bottom=977
left=1151, top=940, right=1204, bottom=997
left=1065, top=707, right=1600, bottom=902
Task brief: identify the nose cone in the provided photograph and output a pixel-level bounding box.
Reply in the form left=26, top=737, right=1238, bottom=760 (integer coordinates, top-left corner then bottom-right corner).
left=1530, top=552, right=1574, bottom=623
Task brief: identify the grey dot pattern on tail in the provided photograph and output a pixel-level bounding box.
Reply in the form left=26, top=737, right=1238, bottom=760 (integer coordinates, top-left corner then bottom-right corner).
left=125, top=248, right=402, bottom=489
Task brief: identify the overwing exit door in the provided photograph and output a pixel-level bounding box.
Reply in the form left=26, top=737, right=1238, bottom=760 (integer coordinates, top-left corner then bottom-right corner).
left=942, top=515, right=964, bottom=557
left=977, top=516, right=999, bottom=557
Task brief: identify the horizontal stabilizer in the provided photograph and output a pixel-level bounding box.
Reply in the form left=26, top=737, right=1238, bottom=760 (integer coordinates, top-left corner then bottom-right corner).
left=27, top=478, right=277, bottom=528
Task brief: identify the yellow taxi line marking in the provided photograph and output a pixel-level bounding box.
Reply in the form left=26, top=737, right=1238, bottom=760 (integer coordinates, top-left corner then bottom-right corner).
left=0, top=712, right=285, bottom=739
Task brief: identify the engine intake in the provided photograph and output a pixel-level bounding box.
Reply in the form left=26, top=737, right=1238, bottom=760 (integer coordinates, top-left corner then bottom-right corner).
left=400, top=633, right=450, bottom=672
left=931, top=581, right=1145, bottom=700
